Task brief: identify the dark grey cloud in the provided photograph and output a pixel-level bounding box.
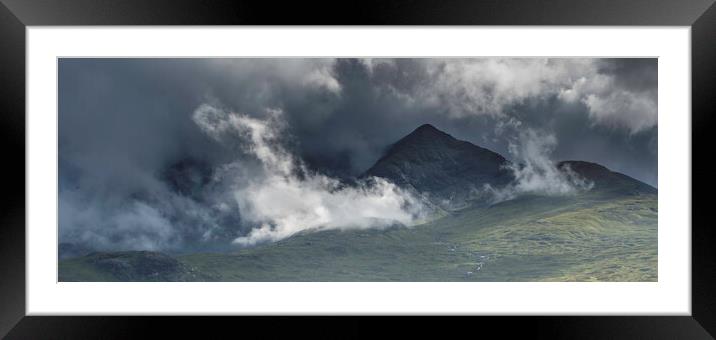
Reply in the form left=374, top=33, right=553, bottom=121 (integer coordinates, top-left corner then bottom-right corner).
left=59, top=58, right=657, bottom=251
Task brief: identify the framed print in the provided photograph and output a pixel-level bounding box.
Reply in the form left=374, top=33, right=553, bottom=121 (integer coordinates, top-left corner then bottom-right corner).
left=1, top=0, right=715, bottom=338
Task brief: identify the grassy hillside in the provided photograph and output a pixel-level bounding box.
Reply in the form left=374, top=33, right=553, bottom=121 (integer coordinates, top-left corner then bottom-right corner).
left=60, top=191, right=656, bottom=282
left=59, top=251, right=217, bottom=282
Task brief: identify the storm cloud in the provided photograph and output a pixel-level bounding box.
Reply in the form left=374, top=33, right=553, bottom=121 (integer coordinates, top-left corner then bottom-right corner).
left=59, top=58, right=657, bottom=251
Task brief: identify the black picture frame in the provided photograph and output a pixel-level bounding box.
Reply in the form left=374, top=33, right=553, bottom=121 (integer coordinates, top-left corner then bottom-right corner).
left=1, top=0, right=714, bottom=338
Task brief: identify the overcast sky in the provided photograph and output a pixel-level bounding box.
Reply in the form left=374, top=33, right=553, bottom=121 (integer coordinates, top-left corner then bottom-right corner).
left=58, top=58, right=657, bottom=251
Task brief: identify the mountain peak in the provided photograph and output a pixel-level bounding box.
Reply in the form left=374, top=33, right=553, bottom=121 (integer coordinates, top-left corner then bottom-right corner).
left=380, top=124, right=462, bottom=162
left=414, top=123, right=441, bottom=134
left=364, top=124, right=513, bottom=208
left=398, top=123, right=453, bottom=144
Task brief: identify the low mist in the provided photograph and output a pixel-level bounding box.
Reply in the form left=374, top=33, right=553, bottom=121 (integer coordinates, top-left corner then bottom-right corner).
left=192, top=104, right=425, bottom=245
left=484, top=127, right=594, bottom=203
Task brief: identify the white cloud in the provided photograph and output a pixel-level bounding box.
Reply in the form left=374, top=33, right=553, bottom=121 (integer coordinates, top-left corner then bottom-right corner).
left=59, top=193, right=178, bottom=251
left=192, top=104, right=424, bottom=245
left=382, top=58, right=656, bottom=134
left=486, top=128, right=593, bottom=202
left=302, top=66, right=342, bottom=94
left=206, top=58, right=342, bottom=98
left=359, top=58, right=396, bottom=75
left=558, top=72, right=657, bottom=133
left=207, top=58, right=656, bottom=133
left=417, top=59, right=578, bottom=116
left=582, top=90, right=657, bottom=133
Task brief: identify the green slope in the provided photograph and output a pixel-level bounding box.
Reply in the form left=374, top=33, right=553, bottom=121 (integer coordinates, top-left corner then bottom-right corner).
left=59, top=251, right=217, bottom=282
left=178, top=193, right=656, bottom=282
left=60, top=190, right=656, bottom=282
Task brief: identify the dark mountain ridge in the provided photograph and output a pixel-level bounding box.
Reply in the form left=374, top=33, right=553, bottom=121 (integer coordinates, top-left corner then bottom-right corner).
left=364, top=124, right=514, bottom=208
left=365, top=124, right=655, bottom=208
left=557, top=160, right=656, bottom=196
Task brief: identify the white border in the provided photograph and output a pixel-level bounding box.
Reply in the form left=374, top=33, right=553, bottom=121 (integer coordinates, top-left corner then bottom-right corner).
left=27, top=27, right=691, bottom=315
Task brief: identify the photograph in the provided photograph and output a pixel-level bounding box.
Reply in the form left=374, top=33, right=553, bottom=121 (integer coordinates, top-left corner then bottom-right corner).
left=57, top=57, right=658, bottom=282
left=2, top=0, right=713, bottom=337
